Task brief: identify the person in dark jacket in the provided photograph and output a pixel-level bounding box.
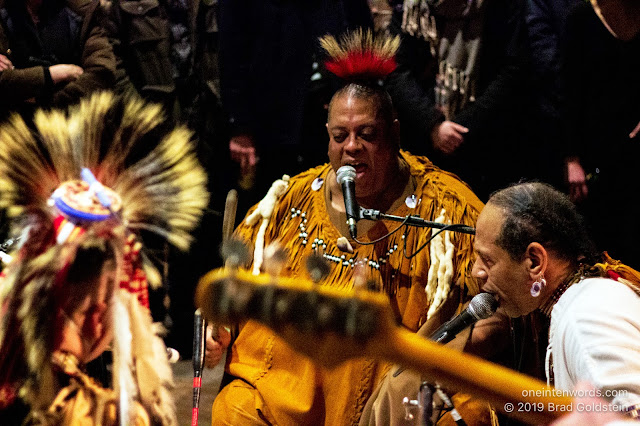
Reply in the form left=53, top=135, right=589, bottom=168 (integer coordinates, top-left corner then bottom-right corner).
left=524, top=0, right=582, bottom=189
left=218, top=0, right=373, bottom=205
left=0, top=0, right=115, bottom=119
left=99, top=0, right=228, bottom=357
left=561, top=1, right=640, bottom=269
left=384, top=0, right=533, bottom=201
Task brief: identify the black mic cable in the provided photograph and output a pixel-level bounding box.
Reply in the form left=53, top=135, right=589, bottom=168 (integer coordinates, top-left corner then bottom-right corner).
left=435, top=386, right=467, bottom=426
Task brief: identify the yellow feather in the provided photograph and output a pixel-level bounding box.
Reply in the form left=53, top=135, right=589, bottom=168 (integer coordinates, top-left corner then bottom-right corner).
left=320, top=28, right=400, bottom=62
left=0, top=92, right=210, bottom=406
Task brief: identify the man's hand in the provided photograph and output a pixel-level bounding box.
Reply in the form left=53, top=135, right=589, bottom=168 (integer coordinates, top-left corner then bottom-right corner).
left=565, top=158, right=588, bottom=203
left=49, top=64, right=84, bottom=84
left=431, top=121, right=469, bottom=155
left=229, top=134, right=258, bottom=176
left=630, top=120, right=640, bottom=139
left=204, top=323, right=232, bottom=368
left=0, top=54, right=14, bottom=71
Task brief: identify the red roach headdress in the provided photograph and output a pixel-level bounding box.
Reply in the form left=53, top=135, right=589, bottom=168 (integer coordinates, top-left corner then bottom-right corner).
left=319, top=28, right=400, bottom=83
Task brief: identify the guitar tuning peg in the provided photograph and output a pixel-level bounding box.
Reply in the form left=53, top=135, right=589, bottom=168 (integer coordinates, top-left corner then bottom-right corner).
left=220, top=239, right=251, bottom=268
left=402, top=396, right=420, bottom=421
left=316, top=301, right=335, bottom=328
left=274, top=293, right=292, bottom=323
left=344, top=298, right=377, bottom=339
left=263, top=242, right=288, bottom=276
left=352, top=260, right=379, bottom=291
left=365, top=280, right=380, bottom=292
left=305, top=253, right=330, bottom=283
left=353, top=260, right=366, bottom=290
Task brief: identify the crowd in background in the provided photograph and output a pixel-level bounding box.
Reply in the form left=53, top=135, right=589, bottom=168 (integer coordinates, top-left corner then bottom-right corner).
left=1, top=0, right=639, bottom=357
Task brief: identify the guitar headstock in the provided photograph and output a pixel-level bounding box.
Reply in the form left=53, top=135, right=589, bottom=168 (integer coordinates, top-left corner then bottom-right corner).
left=195, top=267, right=574, bottom=424
left=195, top=267, right=397, bottom=366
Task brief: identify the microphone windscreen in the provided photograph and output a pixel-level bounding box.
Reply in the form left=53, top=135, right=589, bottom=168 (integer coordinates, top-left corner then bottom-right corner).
left=336, top=166, right=356, bottom=185
left=468, top=293, right=499, bottom=320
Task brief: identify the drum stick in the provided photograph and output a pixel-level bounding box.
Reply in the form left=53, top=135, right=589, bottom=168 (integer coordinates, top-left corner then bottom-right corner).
left=216, top=189, right=238, bottom=334
left=192, top=190, right=238, bottom=424
left=222, top=189, right=238, bottom=243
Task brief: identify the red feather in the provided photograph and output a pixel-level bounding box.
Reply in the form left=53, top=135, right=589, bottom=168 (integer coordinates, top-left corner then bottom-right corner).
left=325, top=51, right=397, bottom=81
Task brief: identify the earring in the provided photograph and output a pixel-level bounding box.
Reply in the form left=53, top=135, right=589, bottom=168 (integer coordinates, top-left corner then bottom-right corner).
left=530, top=276, right=547, bottom=297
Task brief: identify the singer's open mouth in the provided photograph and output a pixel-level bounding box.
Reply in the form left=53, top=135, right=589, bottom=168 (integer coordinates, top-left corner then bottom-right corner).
left=345, top=163, right=367, bottom=177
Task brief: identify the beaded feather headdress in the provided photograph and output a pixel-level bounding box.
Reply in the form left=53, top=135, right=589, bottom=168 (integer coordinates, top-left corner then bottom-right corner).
left=0, top=92, right=209, bottom=424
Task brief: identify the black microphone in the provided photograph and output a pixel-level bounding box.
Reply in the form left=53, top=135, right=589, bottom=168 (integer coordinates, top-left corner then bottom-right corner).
left=393, top=293, right=498, bottom=377
left=430, top=292, right=498, bottom=344
left=336, top=165, right=361, bottom=239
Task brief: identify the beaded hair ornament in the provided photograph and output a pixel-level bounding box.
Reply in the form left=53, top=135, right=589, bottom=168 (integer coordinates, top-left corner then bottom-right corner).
left=0, top=92, right=209, bottom=424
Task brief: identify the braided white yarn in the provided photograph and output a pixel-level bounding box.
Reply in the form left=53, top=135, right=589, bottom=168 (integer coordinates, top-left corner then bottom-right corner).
left=425, top=208, right=454, bottom=319
left=245, top=175, right=290, bottom=275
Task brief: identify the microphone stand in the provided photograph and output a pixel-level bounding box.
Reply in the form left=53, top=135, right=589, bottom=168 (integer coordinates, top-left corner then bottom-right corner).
left=192, top=309, right=206, bottom=426
left=359, top=208, right=473, bottom=426
left=419, top=382, right=435, bottom=426
left=413, top=382, right=467, bottom=426
left=360, top=209, right=476, bottom=235
left=360, top=202, right=476, bottom=426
